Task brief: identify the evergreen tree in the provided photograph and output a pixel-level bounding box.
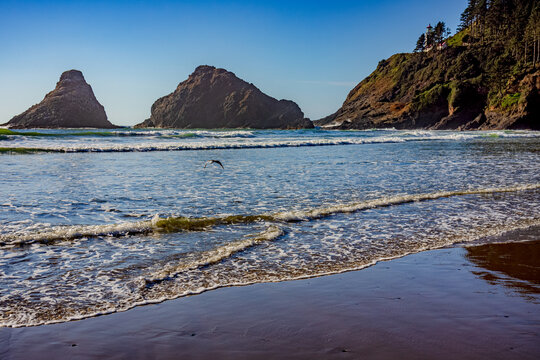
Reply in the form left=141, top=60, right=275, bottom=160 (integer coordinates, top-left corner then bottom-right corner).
left=454, top=0, right=538, bottom=64
left=414, top=0, right=539, bottom=65
left=414, top=33, right=426, bottom=52
left=433, top=21, right=450, bottom=44
left=458, top=0, right=478, bottom=32
left=525, top=3, right=540, bottom=65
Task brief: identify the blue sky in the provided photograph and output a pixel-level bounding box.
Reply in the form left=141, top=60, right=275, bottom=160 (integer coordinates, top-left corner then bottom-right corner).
left=0, top=0, right=467, bottom=126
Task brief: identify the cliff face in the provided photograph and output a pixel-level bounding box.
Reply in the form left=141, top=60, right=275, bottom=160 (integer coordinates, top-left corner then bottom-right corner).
left=316, top=48, right=539, bottom=130
left=136, top=65, right=312, bottom=129
left=5, top=70, right=116, bottom=129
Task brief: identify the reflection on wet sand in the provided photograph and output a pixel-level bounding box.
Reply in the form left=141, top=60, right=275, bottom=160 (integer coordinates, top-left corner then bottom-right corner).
left=466, top=240, right=540, bottom=300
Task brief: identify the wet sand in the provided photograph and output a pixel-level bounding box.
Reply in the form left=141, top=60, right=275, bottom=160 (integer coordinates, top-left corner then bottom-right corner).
left=1, top=238, right=539, bottom=359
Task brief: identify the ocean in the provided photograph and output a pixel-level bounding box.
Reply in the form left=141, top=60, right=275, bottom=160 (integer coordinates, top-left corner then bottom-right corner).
left=1, top=128, right=539, bottom=327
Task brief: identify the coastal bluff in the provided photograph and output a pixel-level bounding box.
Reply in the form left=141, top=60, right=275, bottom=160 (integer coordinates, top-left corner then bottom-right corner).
left=315, top=51, right=539, bottom=131
left=135, top=65, right=313, bottom=129
left=4, top=70, right=116, bottom=129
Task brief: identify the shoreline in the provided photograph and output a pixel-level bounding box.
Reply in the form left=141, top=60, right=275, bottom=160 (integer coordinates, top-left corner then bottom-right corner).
left=1, top=229, right=539, bottom=359
left=2, top=220, right=538, bottom=329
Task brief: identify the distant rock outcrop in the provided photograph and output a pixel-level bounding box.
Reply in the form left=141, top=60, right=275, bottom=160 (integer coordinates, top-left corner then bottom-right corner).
left=135, top=65, right=312, bottom=129
left=4, top=70, right=116, bottom=129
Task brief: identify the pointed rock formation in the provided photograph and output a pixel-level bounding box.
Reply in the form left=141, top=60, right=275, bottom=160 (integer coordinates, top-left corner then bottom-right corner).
left=135, top=65, right=312, bottom=129
left=4, top=70, right=116, bottom=129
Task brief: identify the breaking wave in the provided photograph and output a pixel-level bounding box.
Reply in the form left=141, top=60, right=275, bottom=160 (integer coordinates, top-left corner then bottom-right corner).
left=1, top=129, right=539, bottom=154
left=2, top=183, right=538, bottom=247
left=144, top=225, right=284, bottom=285
left=2, top=220, right=539, bottom=328
left=0, top=128, right=256, bottom=139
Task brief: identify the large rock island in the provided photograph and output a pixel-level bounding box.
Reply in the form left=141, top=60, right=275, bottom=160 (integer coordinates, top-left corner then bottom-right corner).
left=4, top=70, right=116, bottom=129
left=135, top=65, right=312, bottom=129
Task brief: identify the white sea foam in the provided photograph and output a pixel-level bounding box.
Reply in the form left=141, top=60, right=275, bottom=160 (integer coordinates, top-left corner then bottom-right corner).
left=1, top=130, right=539, bottom=153
left=144, top=225, right=283, bottom=284
left=2, top=219, right=538, bottom=328
left=273, top=183, right=540, bottom=221
left=1, top=183, right=538, bottom=246
left=1, top=128, right=539, bottom=328
left=0, top=221, right=153, bottom=246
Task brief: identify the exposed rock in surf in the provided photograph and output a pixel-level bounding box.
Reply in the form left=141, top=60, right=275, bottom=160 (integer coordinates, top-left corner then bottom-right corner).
left=4, top=70, right=117, bottom=129
left=135, top=65, right=313, bottom=129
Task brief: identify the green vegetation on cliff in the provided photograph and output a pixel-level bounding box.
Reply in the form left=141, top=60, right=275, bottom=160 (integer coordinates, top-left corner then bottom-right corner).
left=317, top=0, right=539, bottom=130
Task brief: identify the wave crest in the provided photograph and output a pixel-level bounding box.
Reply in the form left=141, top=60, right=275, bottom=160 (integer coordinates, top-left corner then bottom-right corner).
left=1, top=130, right=539, bottom=154
left=143, top=225, right=284, bottom=286
left=1, top=183, right=538, bottom=247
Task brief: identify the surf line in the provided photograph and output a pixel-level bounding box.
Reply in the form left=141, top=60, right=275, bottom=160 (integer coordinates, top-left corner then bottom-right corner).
left=1, top=183, right=539, bottom=247
left=2, top=131, right=539, bottom=154
left=143, top=225, right=284, bottom=287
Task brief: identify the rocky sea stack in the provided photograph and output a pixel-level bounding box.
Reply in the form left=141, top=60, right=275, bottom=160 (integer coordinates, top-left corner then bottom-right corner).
left=4, top=70, right=116, bottom=129
left=135, top=65, right=312, bottom=129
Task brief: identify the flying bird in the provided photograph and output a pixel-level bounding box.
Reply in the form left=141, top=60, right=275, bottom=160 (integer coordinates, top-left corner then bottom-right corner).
left=204, top=160, right=224, bottom=169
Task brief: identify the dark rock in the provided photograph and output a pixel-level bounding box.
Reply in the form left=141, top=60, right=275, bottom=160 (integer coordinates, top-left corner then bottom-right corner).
left=482, top=71, right=540, bottom=130
left=135, top=65, right=313, bottom=129
left=4, top=70, right=117, bottom=129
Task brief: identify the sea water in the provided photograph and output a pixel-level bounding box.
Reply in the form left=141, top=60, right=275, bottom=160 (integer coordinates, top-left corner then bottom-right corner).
left=0, top=128, right=539, bottom=327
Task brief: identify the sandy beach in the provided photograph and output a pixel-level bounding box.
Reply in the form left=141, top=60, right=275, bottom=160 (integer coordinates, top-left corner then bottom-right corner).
left=1, top=229, right=539, bottom=360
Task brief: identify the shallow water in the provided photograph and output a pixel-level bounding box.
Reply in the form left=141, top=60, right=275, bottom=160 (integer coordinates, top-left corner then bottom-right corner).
left=1, top=128, right=539, bottom=327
